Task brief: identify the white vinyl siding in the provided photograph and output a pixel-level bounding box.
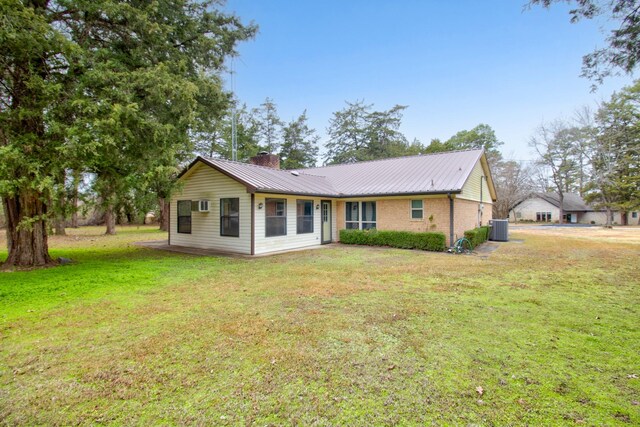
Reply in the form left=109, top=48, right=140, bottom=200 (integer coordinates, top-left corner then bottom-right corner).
left=459, top=160, right=492, bottom=203
left=169, top=163, right=251, bottom=254
left=254, top=194, right=324, bottom=255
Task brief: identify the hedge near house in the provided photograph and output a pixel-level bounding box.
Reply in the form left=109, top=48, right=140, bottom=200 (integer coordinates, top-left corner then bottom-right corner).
left=339, top=229, right=446, bottom=252
left=464, top=225, right=491, bottom=247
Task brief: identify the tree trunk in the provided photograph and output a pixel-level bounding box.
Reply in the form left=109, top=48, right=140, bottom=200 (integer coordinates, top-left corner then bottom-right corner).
left=558, top=193, right=564, bottom=224
left=2, top=192, right=54, bottom=268
left=71, top=170, right=80, bottom=228
left=158, top=197, right=169, bottom=231
left=54, top=217, right=66, bottom=235
left=104, top=204, right=116, bottom=235
left=605, top=207, right=612, bottom=227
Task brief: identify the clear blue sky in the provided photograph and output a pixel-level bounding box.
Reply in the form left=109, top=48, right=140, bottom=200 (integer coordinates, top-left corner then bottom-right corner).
left=223, top=0, right=636, bottom=162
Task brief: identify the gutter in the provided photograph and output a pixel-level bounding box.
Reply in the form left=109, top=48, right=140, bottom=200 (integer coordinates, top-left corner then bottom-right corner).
left=251, top=189, right=463, bottom=199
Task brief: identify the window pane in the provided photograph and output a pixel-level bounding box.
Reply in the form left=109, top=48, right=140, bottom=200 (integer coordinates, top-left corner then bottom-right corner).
left=296, top=200, right=313, bottom=234
left=411, top=200, right=423, bottom=209
left=362, top=222, right=376, bottom=230
left=178, top=200, right=192, bottom=216
left=177, top=217, right=191, bottom=233
left=266, top=217, right=287, bottom=236
left=177, top=200, right=192, bottom=233
left=362, top=202, right=376, bottom=222
left=221, top=198, right=240, bottom=237
left=411, top=209, right=423, bottom=219
left=222, top=198, right=239, bottom=216
left=266, top=199, right=287, bottom=237
left=346, top=222, right=359, bottom=229
left=346, top=202, right=358, bottom=222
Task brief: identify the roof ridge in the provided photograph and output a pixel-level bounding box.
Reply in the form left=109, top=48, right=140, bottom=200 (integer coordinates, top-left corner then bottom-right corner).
left=202, top=156, right=330, bottom=180
left=301, top=148, right=484, bottom=171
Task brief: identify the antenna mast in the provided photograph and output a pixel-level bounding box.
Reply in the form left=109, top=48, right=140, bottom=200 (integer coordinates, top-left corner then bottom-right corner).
left=230, top=58, right=237, bottom=161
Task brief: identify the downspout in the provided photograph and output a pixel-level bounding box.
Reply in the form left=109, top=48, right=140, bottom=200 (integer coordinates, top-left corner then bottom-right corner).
left=250, top=193, right=255, bottom=255
left=168, top=201, right=171, bottom=246
left=479, top=176, right=484, bottom=226
left=448, top=193, right=454, bottom=247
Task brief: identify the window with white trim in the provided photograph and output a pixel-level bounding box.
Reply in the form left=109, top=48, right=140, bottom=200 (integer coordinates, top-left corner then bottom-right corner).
left=411, top=200, right=423, bottom=219
left=345, top=201, right=376, bottom=230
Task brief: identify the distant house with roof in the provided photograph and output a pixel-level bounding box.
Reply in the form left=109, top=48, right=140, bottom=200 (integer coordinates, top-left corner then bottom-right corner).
left=509, top=192, right=639, bottom=225
left=170, top=149, right=496, bottom=255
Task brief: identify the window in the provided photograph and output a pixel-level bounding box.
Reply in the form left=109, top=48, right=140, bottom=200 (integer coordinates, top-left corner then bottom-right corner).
left=632, top=212, right=638, bottom=219
left=346, top=202, right=359, bottom=229
left=177, top=200, right=192, bottom=233
left=411, top=200, right=424, bottom=219
left=297, top=200, right=314, bottom=234
left=266, top=198, right=287, bottom=237
left=345, top=201, right=376, bottom=230
left=220, top=198, right=239, bottom=237
left=536, top=212, right=552, bottom=222
left=361, top=202, right=376, bottom=229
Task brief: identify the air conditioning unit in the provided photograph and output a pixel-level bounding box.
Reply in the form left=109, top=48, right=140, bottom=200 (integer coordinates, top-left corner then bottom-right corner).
left=196, top=199, right=210, bottom=212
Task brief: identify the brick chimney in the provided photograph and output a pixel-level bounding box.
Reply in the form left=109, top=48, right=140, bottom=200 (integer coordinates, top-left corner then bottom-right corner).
left=249, top=151, right=280, bottom=169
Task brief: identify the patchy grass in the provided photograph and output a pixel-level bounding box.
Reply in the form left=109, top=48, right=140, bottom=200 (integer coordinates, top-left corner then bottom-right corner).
left=0, top=226, right=639, bottom=425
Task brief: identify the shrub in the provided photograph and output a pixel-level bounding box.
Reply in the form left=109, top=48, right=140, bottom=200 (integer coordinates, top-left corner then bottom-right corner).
left=339, top=229, right=446, bottom=252
left=463, top=225, right=491, bottom=247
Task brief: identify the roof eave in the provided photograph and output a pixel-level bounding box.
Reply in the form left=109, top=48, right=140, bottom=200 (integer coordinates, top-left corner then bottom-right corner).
left=254, top=189, right=463, bottom=199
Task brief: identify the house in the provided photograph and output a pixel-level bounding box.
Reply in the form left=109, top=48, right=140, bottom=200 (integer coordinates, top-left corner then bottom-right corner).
left=509, top=192, right=639, bottom=225
left=169, top=149, right=497, bottom=255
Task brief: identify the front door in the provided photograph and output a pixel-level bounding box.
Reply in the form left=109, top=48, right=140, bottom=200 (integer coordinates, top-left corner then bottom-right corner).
left=321, top=200, right=332, bottom=244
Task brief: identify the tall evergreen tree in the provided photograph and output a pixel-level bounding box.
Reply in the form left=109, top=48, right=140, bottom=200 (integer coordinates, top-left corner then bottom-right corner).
left=324, top=101, right=418, bottom=164
left=280, top=111, right=319, bottom=169
left=254, top=98, right=284, bottom=154
left=0, top=0, right=255, bottom=267
left=584, top=80, right=640, bottom=223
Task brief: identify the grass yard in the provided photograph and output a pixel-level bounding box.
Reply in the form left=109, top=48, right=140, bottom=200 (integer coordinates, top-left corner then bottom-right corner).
left=1, top=226, right=639, bottom=425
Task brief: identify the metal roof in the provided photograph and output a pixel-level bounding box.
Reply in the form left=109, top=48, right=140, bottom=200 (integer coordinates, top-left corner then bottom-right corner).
left=195, top=157, right=338, bottom=196
left=183, top=149, right=489, bottom=198
left=535, top=192, right=594, bottom=212
left=298, top=149, right=484, bottom=197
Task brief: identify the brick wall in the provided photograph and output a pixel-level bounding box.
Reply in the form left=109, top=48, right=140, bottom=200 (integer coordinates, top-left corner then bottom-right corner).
left=453, top=198, right=493, bottom=241
left=336, top=201, right=345, bottom=231
left=377, top=198, right=450, bottom=237
left=335, top=197, right=493, bottom=246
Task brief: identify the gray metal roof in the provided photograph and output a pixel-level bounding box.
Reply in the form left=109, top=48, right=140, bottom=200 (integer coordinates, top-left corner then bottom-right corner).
left=187, top=149, right=488, bottom=198
left=298, top=149, right=484, bottom=197
left=536, top=192, right=594, bottom=212
left=196, top=157, right=338, bottom=196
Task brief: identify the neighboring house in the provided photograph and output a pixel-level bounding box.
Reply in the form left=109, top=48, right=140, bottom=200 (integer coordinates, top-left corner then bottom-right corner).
left=509, top=192, right=639, bottom=225
left=170, top=149, right=496, bottom=255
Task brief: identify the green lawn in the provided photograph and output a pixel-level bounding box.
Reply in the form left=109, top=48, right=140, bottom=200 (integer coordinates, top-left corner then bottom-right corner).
left=1, top=226, right=639, bottom=425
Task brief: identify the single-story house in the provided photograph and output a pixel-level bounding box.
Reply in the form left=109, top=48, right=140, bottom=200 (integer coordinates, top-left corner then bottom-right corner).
left=509, top=192, right=639, bottom=225
left=169, top=149, right=496, bottom=255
